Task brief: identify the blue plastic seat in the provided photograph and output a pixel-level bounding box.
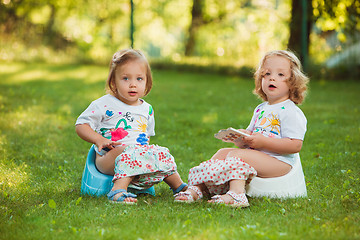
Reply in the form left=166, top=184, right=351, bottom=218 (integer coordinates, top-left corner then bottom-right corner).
left=81, top=145, right=155, bottom=197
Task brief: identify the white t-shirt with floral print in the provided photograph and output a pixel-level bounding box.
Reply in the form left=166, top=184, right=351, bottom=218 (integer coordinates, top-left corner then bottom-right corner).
left=76, top=94, right=155, bottom=151
left=246, top=99, right=307, bottom=167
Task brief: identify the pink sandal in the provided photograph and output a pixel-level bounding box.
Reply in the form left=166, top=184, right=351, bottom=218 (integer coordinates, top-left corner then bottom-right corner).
left=174, top=186, right=203, bottom=203
left=210, top=191, right=249, bottom=208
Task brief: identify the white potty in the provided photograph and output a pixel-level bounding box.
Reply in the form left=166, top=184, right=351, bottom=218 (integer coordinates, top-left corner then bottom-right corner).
left=246, top=153, right=307, bottom=198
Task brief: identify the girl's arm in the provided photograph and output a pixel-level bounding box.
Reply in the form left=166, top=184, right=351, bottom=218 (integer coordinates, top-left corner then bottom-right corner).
left=242, top=132, right=303, bottom=154
left=75, top=124, right=120, bottom=151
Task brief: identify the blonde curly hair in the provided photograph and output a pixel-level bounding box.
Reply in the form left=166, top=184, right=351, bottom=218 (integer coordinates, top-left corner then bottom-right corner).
left=106, top=49, right=153, bottom=96
left=253, top=50, right=309, bottom=105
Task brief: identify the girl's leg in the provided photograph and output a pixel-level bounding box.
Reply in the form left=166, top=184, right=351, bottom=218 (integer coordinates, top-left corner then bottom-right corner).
left=110, top=176, right=137, bottom=203
left=163, top=172, right=188, bottom=193
left=208, top=149, right=291, bottom=205
left=226, top=149, right=291, bottom=177
left=174, top=148, right=237, bottom=202
left=208, top=179, right=245, bottom=204
left=210, top=148, right=236, bottom=160
left=95, top=146, right=127, bottom=175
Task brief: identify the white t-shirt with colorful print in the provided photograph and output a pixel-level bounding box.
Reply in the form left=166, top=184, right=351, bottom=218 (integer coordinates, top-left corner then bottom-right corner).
left=246, top=99, right=307, bottom=167
left=76, top=94, right=155, bottom=152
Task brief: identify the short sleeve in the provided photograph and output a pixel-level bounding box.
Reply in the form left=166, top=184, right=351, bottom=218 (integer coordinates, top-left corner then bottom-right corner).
left=147, top=105, right=155, bottom=136
left=75, top=101, right=102, bottom=131
left=280, top=107, right=307, bottom=140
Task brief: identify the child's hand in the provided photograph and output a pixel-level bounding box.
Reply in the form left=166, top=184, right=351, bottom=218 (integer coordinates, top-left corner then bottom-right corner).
left=234, top=139, right=247, bottom=148
left=96, top=138, right=122, bottom=152
left=242, top=132, right=266, bottom=149
left=233, top=129, right=251, bottom=148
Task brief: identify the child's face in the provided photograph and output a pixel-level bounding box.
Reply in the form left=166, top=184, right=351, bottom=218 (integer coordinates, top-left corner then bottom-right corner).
left=113, top=59, right=147, bottom=106
left=261, top=55, right=291, bottom=105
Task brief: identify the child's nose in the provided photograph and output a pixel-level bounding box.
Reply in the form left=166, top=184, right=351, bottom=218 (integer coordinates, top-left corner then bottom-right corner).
left=129, top=80, right=137, bottom=87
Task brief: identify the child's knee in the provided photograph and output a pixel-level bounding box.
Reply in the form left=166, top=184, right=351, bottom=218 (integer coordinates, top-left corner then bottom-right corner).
left=213, top=148, right=234, bottom=159
left=226, top=148, right=245, bottom=159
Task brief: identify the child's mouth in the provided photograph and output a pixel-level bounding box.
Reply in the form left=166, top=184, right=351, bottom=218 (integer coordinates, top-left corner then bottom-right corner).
left=269, top=84, right=276, bottom=89
left=129, top=91, right=137, bottom=96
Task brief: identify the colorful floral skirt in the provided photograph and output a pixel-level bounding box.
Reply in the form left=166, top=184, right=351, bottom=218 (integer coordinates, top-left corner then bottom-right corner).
left=188, top=157, right=257, bottom=195
left=113, top=144, right=177, bottom=189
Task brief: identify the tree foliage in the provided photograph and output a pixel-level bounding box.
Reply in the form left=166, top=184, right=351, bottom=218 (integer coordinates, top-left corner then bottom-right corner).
left=313, top=0, right=360, bottom=43
left=1, top=0, right=359, bottom=69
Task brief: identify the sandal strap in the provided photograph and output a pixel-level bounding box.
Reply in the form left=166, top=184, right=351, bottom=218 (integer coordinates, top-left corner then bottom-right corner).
left=210, top=191, right=249, bottom=207
left=174, top=191, right=194, bottom=202
left=210, top=195, right=224, bottom=203
left=172, top=183, right=188, bottom=194
left=188, top=186, right=203, bottom=199
left=107, top=189, right=126, bottom=199
left=226, top=191, right=243, bottom=201
left=226, top=191, right=249, bottom=206
left=107, top=189, right=137, bottom=201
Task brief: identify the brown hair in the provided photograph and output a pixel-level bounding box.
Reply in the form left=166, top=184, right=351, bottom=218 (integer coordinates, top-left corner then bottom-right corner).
left=253, top=50, right=309, bottom=105
left=106, top=49, right=153, bottom=96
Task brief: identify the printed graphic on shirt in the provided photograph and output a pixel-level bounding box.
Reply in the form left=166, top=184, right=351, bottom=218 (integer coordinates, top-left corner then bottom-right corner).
left=258, top=110, right=264, bottom=120
left=123, top=112, right=134, bottom=122
left=263, top=113, right=280, bottom=135
left=106, top=110, right=114, bottom=117
left=136, top=117, right=148, bottom=132
left=99, top=109, right=150, bottom=144
left=149, top=105, right=154, bottom=116
left=110, top=128, right=129, bottom=141
left=136, top=133, right=149, bottom=145
left=115, top=118, right=132, bottom=130
left=254, top=111, right=281, bottom=137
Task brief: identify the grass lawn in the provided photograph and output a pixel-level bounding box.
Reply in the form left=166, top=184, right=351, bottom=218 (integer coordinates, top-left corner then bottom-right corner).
left=0, top=62, right=359, bottom=240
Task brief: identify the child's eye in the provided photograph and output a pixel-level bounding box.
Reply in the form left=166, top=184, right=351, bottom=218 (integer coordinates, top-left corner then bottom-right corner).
left=278, top=73, right=284, bottom=77
left=123, top=77, right=129, bottom=80
left=264, top=72, right=270, bottom=76
left=137, top=77, right=143, bottom=81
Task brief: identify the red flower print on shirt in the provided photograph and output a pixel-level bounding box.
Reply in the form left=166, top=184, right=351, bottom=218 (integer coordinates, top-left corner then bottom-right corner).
left=111, top=128, right=129, bottom=141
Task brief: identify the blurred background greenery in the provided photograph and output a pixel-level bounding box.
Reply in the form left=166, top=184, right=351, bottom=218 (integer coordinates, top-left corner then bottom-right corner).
left=1, top=0, right=359, bottom=79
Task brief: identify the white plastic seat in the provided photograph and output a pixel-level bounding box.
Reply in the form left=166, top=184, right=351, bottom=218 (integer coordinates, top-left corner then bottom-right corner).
left=245, top=153, right=307, bottom=198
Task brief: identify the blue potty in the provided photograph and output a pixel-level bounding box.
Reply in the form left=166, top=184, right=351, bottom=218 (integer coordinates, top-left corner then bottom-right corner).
left=80, top=145, right=155, bottom=197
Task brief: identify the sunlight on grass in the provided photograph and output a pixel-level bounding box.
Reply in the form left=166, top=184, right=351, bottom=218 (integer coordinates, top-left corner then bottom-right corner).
left=58, top=104, right=72, bottom=116
left=15, top=69, right=50, bottom=82
left=202, top=112, right=218, bottom=124
left=0, top=161, right=29, bottom=189
left=5, top=105, right=48, bottom=130
left=0, top=62, right=107, bottom=84
left=0, top=63, right=24, bottom=74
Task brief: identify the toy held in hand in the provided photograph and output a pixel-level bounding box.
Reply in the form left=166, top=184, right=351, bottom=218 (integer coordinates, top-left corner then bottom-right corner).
left=214, top=127, right=250, bottom=142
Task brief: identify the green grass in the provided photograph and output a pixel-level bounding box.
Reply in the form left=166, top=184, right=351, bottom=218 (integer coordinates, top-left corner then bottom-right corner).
left=0, top=62, right=359, bottom=240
